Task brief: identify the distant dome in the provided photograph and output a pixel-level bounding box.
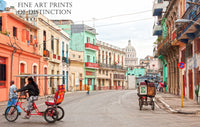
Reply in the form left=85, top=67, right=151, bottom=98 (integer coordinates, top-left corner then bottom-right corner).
left=125, top=40, right=136, bottom=56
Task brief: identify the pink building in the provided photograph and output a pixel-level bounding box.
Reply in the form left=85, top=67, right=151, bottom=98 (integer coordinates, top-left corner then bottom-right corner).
left=0, top=13, right=48, bottom=101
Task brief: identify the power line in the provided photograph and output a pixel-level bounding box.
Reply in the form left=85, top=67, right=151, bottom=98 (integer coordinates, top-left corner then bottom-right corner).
left=74, top=10, right=152, bottom=23
left=96, top=18, right=153, bottom=27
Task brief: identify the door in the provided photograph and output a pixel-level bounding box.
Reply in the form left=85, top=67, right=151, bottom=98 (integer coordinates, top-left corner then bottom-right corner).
left=80, top=80, right=82, bottom=91
left=183, top=73, right=186, bottom=97
left=188, top=69, right=193, bottom=99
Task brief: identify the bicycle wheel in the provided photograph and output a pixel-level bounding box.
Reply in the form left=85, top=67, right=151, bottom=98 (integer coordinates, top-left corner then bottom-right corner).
left=139, top=99, right=143, bottom=110
left=151, top=101, right=155, bottom=110
left=5, top=106, right=19, bottom=122
left=54, top=106, right=64, bottom=121
left=44, top=108, right=58, bottom=123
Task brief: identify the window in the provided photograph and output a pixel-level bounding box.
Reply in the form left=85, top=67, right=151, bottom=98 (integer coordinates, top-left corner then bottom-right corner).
left=93, top=39, right=95, bottom=44
left=93, top=56, right=95, bottom=63
left=30, top=35, right=33, bottom=43
left=73, top=54, right=75, bottom=58
left=57, top=39, right=59, bottom=55
left=0, top=57, right=6, bottom=87
left=51, top=35, right=54, bottom=51
left=63, top=71, right=65, bottom=84
left=13, top=27, right=17, bottom=37
left=102, top=79, right=104, bottom=86
left=62, top=42, right=64, bottom=57
left=87, top=55, right=90, bottom=62
left=87, top=37, right=90, bottom=43
left=79, top=55, right=81, bottom=58
left=33, top=65, right=37, bottom=82
left=103, top=70, right=105, bottom=74
left=43, top=31, right=46, bottom=50
left=106, top=70, right=108, bottom=76
left=0, top=17, right=2, bottom=31
left=99, top=69, right=101, bottom=74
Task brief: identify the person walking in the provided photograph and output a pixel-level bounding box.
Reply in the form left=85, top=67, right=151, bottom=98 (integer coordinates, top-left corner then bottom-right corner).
left=4, top=81, right=21, bottom=115
left=160, top=81, right=164, bottom=92
left=86, top=85, right=90, bottom=95
left=163, top=81, right=167, bottom=93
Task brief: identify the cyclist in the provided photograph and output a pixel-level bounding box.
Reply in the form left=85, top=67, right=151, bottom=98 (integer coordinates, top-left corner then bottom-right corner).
left=15, top=77, right=39, bottom=119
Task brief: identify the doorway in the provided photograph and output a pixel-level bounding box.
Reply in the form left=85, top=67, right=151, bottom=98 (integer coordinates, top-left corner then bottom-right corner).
left=188, top=69, right=193, bottom=99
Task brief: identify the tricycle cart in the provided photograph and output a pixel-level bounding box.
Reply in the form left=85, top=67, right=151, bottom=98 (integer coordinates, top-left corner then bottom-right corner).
left=137, top=81, right=156, bottom=110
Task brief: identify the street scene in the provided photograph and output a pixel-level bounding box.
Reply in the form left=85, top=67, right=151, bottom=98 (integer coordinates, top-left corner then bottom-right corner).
left=0, top=0, right=200, bottom=126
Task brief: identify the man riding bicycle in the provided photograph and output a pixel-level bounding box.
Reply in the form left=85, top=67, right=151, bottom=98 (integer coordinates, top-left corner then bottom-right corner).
left=15, top=77, right=39, bottom=119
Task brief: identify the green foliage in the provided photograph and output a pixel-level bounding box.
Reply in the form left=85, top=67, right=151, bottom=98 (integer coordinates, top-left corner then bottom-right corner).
left=0, top=31, right=10, bottom=35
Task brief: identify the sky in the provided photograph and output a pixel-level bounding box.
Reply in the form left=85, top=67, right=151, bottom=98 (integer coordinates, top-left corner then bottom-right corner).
left=5, top=0, right=157, bottom=59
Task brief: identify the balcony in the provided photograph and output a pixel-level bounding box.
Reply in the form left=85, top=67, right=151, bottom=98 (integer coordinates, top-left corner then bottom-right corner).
left=43, top=50, right=50, bottom=57
left=85, top=43, right=99, bottom=51
left=153, top=24, right=162, bottom=36
left=58, top=56, right=60, bottom=60
left=53, top=54, right=56, bottom=59
left=153, top=0, right=169, bottom=16
left=85, top=62, right=99, bottom=69
left=99, top=63, right=128, bottom=70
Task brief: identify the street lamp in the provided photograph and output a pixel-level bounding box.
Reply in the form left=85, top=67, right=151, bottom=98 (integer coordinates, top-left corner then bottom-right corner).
left=175, top=19, right=200, bottom=25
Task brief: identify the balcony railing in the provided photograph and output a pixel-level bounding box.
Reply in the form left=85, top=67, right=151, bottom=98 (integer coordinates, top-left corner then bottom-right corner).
left=85, top=43, right=99, bottom=51
left=99, top=63, right=127, bottom=70
left=153, top=0, right=169, bottom=16
left=43, top=50, right=50, bottom=57
left=53, top=54, right=56, bottom=59
left=58, top=56, right=60, bottom=60
left=85, top=62, right=99, bottom=69
left=153, top=24, right=162, bottom=36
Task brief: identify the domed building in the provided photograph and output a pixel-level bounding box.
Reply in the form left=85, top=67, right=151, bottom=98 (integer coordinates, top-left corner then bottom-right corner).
left=123, top=40, right=138, bottom=69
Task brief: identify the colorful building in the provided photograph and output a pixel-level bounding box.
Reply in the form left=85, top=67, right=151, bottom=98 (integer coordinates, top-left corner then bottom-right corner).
left=96, top=41, right=127, bottom=90
left=52, top=20, right=85, bottom=91
left=0, top=12, right=48, bottom=101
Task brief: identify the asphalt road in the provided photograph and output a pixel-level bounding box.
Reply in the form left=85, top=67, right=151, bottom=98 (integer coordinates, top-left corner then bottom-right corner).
left=0, top=90, right=200, bottom=127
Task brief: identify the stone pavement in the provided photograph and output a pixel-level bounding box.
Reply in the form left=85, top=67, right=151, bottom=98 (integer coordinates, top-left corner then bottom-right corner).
left=155, top=92, right=200, bottom=114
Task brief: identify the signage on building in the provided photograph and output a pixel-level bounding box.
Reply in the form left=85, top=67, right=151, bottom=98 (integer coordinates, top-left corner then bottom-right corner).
left=86, top=71, right=95, bottom=76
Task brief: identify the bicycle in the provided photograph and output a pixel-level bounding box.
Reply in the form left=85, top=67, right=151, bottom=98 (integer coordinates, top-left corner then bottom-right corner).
left=5, top=92, right=58, bottom=123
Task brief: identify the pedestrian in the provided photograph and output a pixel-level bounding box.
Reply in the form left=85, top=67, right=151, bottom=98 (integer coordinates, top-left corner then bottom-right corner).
left=15, top=77, right=39, bottom=119
left=163, top=81, right=167, bottom=93
left=86, top=85, right=90, bottom=95
left=160, top=81, right=164, bottom=92
left=4, top=81, right=21, bottom=115
left=154, top=81, right=159, bottom=90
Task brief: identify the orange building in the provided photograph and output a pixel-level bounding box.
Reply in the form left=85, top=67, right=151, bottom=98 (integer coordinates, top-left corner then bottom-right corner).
left=0, top=13, right=48, bottom=101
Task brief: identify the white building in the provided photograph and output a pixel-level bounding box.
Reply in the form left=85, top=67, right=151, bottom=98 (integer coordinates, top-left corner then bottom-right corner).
left=123, top=40, right=138, bottom=69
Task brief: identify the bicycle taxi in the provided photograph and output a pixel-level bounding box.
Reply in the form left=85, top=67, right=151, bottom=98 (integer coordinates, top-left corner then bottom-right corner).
left=137, top=80, right=156, bottom=110
left=5, top=74, right=65, bottom=123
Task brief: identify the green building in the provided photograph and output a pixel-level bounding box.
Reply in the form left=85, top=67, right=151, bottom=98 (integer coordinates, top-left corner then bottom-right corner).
left=158, top=55, right=168, bottom=92
left=126, top=68, right=146, bottom=77
left=53, top=21, right=99, bottom=91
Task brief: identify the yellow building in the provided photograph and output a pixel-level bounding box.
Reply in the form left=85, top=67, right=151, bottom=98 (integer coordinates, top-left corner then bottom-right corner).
left=69, top=49, right=85, bottom=91
left=96, top=41, right=127, bottom=90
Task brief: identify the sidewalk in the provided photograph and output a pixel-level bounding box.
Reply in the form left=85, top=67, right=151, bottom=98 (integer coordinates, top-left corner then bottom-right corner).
left=155, top=92, right=200, bottom=114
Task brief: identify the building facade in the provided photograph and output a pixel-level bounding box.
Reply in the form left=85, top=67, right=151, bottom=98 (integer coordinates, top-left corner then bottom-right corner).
left=0, top=12, right=48, bottom=101
left=153, top=0, right=200, bottom=101
left=123, top=40, right=138, bottom=69
left=96, top=41, right=127, bottom=90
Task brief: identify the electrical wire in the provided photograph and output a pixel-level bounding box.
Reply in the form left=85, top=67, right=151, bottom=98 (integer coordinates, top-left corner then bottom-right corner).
left=74, top=10, right=152, bottom=23
left=96, top=18, right=153, bottom=27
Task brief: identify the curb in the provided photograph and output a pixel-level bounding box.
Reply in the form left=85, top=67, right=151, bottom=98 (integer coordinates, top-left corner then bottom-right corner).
left=155, top=96, right=196, bottom=114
